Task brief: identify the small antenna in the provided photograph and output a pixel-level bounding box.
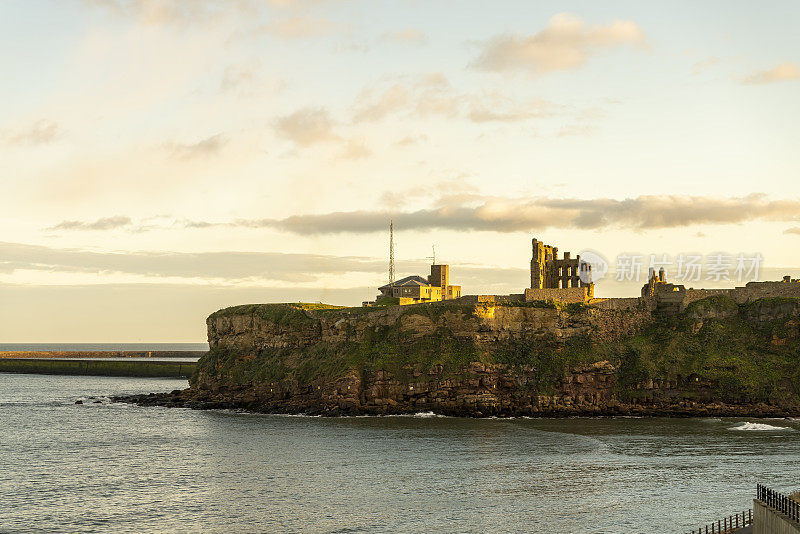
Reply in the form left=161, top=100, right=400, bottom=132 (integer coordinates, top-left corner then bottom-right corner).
left=427, top=244, right=436, bottom=265
left=388, top=220, right=395, bottom=284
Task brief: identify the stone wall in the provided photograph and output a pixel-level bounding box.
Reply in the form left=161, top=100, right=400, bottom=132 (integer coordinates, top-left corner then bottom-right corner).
left=682, top=281, right=800, bottom=307
left=732, top=281, right=800, bottom=304
left=590, top=297, right=643, bottom=311
left=525, top=287, right=591, bottom=303
left=454, top=294, right=524, bottom=305
left=684, top=288, right=734, bottom=306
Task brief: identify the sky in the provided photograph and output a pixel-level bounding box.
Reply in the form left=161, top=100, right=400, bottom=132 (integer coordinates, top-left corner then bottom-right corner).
left=1, top=0, right=799, bottom=342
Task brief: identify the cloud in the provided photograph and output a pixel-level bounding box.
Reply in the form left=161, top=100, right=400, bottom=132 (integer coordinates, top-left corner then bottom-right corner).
left=0, top=241, right=385, bottom=282
left=2, top=241, right=526, bottom=294
left=466, top=95, right=553, bottom=122
left=556, top=123, right=596, bottom=137
left=84, top=0, right=239, bottom=24
left=394, top=134, right=427, bottom=147
left=379, top=29, right=427, bottom=45
left=353, top=74, right=556, bottom=123
left=5, top=120, right=61, bottom=145
left=741, top=62, right=800, bottom=85
left=47, top=216, right=133, bottom=231
left=784, top=227, right=800, bottom=236
left=692, top=56, right=721, bottom=75
left=42, top=193, right=800, bottom=237
left=472, top=13, right=646, bottom=75
left=338, top=138, right=372, bottom=160
left=220, top=64, right=256, bottom=92
left=84, top=0, right=325, bottom=25
left=214, top=193, right=800, bottom=234
left=353, top=84, right=411, bottom=121
left=168, top=134, right=227, bottom=158
left=275, top=107, right=339, bottom=146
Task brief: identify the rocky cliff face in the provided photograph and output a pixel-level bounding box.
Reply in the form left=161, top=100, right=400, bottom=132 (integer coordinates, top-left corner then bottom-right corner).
left=205, top=302, right=650, bottom=352
left=133, top=298, right=800, bottom=417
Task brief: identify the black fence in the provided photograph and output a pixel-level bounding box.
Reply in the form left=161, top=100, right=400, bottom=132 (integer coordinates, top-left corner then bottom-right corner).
left=757, top=484, right=800, bottom=523
left=686, top=510, right=751, bottom=534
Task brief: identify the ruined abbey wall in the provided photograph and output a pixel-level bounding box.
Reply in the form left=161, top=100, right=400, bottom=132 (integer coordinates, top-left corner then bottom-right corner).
left=683, top=281, right=800, bottom=306
left=731, top=281, right=800, bottom=303
left=683, top=288, right=734, bottom=306
left=525, top=287, right=592, bottom=304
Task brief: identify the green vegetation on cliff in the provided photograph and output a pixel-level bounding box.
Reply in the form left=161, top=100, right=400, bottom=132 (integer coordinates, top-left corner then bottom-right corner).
left=209, top=303, right=343, bottom=327
left=197, top=323, right=481, bottom=387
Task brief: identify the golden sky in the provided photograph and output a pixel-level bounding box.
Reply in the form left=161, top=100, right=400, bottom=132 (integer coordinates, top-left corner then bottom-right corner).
left=2, top=0, right=799, bottom=341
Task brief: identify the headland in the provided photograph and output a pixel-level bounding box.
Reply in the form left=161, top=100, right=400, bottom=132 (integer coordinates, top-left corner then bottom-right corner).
left=119, top=237, right=800, bottom=417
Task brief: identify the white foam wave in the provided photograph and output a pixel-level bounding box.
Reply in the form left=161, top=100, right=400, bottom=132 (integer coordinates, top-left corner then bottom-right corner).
left=729, top=422, right=793, bottom=432
left=413, top=411, right=444, bottom=418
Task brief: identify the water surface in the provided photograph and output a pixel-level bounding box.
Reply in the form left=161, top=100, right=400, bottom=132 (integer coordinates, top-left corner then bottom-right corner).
left=1, top=373, right=798, bottom=533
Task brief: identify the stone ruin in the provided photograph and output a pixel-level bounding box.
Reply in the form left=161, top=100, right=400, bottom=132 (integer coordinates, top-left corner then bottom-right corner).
left=640, top=268, right=800, bottom=315
left=524, top=238, right=595, bottom=304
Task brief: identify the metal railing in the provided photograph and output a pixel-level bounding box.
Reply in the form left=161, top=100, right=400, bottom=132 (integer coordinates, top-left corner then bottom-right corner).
left=757, top=484, right=800, bottom=523
left=686, top=510, right=751, bottom=534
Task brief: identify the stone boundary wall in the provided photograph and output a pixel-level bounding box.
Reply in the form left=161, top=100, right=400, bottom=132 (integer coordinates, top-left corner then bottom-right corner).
left=458, top=280, right=800, bottom=312
left=589, top=297, right=643, bottom=311
left=0, top=351, right=205, bottom=359
left=684, top=288, right=734, bottom=306
left=495, top=294, right=526, bottom=304
left=524, top=287, right=589, bottom=304
left=732, top=281, right=800, bottom=304
left=454, top=294, right=525, bottom=304
left=684, top=282, right=800, bottom=307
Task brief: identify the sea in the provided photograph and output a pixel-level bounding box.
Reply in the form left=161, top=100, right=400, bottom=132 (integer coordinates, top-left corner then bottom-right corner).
left=2, top=372, right=800, bottom=533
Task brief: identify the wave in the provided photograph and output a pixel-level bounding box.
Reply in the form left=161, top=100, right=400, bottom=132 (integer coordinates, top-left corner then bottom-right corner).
left=729, top=422, right=794, bottom=431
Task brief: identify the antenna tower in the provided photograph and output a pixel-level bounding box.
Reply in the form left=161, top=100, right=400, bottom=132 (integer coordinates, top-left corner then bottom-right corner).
left=427, top=245, right=436, bottom=265
left=388, top=220, right=395, bottom=284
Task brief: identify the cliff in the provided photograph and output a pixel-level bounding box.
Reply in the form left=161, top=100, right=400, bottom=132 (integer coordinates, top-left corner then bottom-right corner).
left=128, top=296, right=800, bottom=417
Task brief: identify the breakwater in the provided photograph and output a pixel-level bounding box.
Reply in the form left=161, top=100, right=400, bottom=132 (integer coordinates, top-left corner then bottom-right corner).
left=0, top=358, right=196, bottom=378
left=0, top=350, right=205, bottom=359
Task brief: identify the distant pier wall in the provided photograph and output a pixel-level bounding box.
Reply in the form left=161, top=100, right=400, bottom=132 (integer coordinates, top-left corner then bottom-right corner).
left=0, top=358, right=196, bottom=378
left=0, top=351, right=205, bottom=359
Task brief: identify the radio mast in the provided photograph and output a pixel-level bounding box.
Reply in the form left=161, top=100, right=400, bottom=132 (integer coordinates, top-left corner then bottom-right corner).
left=427, top=245, right=436, bottom=265
left=388, top=220, right=395, bottom=284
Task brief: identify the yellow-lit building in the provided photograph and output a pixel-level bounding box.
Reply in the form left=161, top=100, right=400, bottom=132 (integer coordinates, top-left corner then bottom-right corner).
left=376, top=264, right=461, bottom=305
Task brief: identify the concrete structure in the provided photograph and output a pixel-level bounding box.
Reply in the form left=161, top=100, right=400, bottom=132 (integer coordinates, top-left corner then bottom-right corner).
left=526, top=238, right=594, bottom=303
left=754, top=499, right=800, bottom=534
left=375, top=264, right=461, bottom=305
